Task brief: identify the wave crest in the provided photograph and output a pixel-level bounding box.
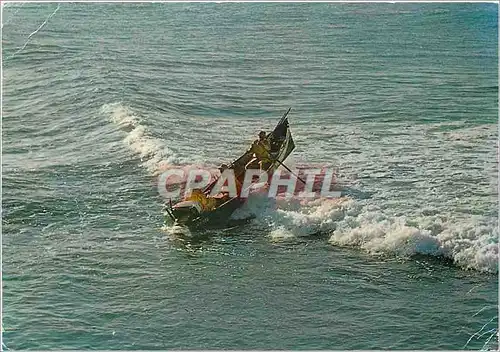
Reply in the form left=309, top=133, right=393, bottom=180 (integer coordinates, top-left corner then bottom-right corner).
left=237, top=192, right=498, bottom=273
left=102, top=102, right=178, bottom=173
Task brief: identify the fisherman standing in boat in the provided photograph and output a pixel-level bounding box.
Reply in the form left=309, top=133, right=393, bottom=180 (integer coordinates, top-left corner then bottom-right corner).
left=245, top=130, right=272, bottom=171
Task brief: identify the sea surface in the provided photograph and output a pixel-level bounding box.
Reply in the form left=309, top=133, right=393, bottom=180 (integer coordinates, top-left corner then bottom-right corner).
left=2, top=2, right=498, bottom=350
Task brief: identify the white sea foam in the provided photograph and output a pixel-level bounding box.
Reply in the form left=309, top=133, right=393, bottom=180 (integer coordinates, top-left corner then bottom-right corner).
left=331, top=205, right=498, bottom=273
left=233, top=191, right=354, bottom=240
left=236, top=192, right=498, bottom=273
left=103, top=102, right=497, bottom=273
left=161, top=223, right=193, bottom=238
left=102, top=102, right=180, bottom=173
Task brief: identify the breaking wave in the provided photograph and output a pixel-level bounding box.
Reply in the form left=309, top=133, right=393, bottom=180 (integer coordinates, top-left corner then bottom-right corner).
left=101, top=103, right=497, bottom=273
left=102, top=102, right=180, bottom=173
left=330, top=207, right=498, bottom=273
left=235, top=194, right=498, bottom=273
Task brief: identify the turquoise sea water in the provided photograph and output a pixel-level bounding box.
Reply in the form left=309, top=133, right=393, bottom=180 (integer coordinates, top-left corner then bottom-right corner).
left=2, top=2, right=498, bottom=350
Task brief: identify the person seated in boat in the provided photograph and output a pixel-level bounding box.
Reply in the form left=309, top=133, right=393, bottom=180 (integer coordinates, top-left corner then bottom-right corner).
left=245, top=130, right=272, bottom=171
left=211, top=186, right=232, bottom=207
left=186, top=189, right=217, bottom=211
